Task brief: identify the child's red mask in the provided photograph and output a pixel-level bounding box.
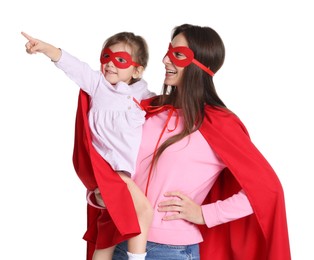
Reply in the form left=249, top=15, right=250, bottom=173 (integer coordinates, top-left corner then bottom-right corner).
left=165, top=43, right=214, bottom=76
left=100, top=48, right=140, bottom=69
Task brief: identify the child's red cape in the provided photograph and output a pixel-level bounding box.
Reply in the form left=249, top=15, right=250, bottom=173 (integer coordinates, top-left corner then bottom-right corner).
left=73, top=92, right=291, bottom=260
left=72, top=90, right=140, bottom=260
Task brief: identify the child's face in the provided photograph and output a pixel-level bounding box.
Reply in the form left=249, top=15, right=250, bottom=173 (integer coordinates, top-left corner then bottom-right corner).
left=100, top=42, right=140, bottom=85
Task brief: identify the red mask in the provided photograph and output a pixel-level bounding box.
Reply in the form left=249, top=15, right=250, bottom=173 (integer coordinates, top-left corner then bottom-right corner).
left=165, top=43, right=214, bottom=76
left=100, top=48, right=140, bottom=69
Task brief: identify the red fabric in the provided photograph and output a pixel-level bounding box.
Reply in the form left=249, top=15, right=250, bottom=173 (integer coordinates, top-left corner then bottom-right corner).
left=74, top=93, right=291, bottom=259
left=197, top=107, right=291, bottom=260
left=72, top=90, right=140, bottom=258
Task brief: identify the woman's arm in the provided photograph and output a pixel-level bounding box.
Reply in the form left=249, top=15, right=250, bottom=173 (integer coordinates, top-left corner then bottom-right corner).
left=201, top=189, right=253, bottom=228
left=157, top=189, right=253, bottom=227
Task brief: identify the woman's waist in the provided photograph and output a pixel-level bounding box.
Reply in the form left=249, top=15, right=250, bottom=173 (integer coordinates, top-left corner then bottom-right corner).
left=148, top=213, right=203, bottom=245
left=148, top=222, right=203, bottom=245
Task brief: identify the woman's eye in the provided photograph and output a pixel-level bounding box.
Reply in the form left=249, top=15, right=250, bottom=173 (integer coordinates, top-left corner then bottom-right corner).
left=104, top=54, right=110, bottom=58
left=174, top=52, right=185, bottom=59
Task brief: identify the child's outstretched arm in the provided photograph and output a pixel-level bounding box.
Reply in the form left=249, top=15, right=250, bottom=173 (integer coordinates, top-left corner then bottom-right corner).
left=21, top=32, right=61, bottom=62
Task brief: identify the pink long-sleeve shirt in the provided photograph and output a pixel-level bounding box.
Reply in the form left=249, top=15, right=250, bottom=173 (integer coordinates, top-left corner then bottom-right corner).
left=133, top=109, right=253, bottom=245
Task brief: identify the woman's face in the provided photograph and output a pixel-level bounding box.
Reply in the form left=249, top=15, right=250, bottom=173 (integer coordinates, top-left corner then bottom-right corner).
left=162, top=33, right=188, bottom=88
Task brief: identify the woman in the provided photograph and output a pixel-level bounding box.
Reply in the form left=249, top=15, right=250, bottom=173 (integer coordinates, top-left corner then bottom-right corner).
left=76, top=24, right=291, bottom=259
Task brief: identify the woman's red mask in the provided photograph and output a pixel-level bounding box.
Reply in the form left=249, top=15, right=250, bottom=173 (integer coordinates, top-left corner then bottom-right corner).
left=165, top=43, right=215, bottom=76
left=100, top=48, right=140, bottom=69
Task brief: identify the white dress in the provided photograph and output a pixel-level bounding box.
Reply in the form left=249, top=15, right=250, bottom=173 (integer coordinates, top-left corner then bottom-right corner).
left=55, top=50, right=155, bottom=176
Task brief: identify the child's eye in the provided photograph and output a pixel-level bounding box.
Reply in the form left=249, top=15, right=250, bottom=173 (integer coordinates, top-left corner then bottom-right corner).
left=117, top=57, right=127, bottom=63
left=103, top=54, right=110, bottom=58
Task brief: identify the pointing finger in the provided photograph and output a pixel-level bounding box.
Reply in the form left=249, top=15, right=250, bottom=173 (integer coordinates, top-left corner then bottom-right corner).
left=21, top=31, right=33, bottom=41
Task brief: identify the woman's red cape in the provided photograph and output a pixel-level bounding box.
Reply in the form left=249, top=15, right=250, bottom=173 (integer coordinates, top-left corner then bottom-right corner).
left=73, top=92, right=291, bottom=259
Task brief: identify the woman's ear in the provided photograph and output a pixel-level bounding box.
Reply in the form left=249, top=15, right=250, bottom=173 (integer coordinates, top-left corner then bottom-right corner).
left=132, top=66, right=144, bottom=79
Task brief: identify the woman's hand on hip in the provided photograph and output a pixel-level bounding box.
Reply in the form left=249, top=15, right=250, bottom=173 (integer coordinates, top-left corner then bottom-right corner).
left=157, top=191, right=205, bottom=225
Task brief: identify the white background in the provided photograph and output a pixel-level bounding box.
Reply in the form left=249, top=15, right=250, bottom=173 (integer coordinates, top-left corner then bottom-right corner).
left=1, top=0, right=313, bottom=259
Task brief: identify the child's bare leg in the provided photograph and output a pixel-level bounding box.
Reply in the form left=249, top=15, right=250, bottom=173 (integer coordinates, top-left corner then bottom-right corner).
left=92, top=246, right=115, bottom=260
left=118, top=172, right=153, bottom=256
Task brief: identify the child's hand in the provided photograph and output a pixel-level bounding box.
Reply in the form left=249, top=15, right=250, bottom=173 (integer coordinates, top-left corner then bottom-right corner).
left=21, top=32, right=45, bottom=54
left=94, top=188, right=106, bottom=208
left=21, top=32, right=61, bottom=61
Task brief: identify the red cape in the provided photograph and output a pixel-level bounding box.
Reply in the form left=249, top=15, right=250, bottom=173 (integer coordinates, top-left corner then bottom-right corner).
left=72, top=90, right=140, bottom=259
left=73, top=92, right=291, bottom=260
left=197, top=106, right=291, bottom=259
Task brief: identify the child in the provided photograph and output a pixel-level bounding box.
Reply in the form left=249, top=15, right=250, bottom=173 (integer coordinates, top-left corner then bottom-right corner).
left=22, top=31, right=155, bottom=260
